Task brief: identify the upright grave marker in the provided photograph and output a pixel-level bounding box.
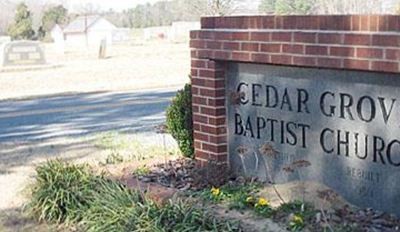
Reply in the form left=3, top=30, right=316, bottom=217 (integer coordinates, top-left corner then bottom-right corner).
left=190, top=15, right=400, bottom=215
left=1, top=40, right=46, bottom=66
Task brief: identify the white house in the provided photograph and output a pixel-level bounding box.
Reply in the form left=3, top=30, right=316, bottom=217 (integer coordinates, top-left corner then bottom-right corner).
left=62, top=15, right=117, bottom=48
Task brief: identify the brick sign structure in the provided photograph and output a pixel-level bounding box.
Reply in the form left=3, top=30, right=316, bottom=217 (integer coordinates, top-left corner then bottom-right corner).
left=190, top=15, right=400, bottom=215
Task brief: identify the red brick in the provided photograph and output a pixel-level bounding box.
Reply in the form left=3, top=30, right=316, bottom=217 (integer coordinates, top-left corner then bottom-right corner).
left=371, top=61, right=398, bottom=73
left=206, top=41, right=222, bottom=49
left=241, top=43, right=259, bottom=52
left=317, top=58, right=342, bottom=68
left=369, top=15, right=379, bottom=31
left=293, top=32, right=316, bottom=43
left=192, top=95, right=207, bottom=104
left=201, top=17, right=215, bottom=28
left=293, top=56, right=316, bottom=66
left=190, top=31, right=199, bottom=39
left=282, top=44, right=304, bottom=54
left=213, top=51, right=231, bottom=60
left=282, top=16, right=297, bottom=29
left=251, top=53, right=270, bottom=63
left=356, top=48, right=383, bottom=59
left=330, top=47, right=355, bottom=57
left=232, top=52, right=251, bottom=61
left=386, top=49, right=400, bottom=60
left=359, top=15, right=369, bottom=31
left=261, top=16, right=275, bottom=29
left=200, top=124, right=226, bottom=134
left=193, top=114, right=208, bottom=124
left=318, top=33, right=342, bottom=44
left=190, top=50, right=198, bottom=58
left=319, top=16, right=351, bottom=31
left=306, top=45, right=328, bottom=55
left=191, top=59, right=207, bottom=68
left=232, top=32, right=250, bottom=40
left=209, top=135, right=227, bottom=144
left=260, top=44, right=281, bottom=53
left=208, top=98, right=225, bottom=107
left=270, top=55, right=292, bottom=65
left=208, top=117, right=226, bottom=125
left=209, top=154, right=228, bottom=162
left=223, top=42, right=240, bottom=50
left=204, top=79, right=225, bottom=89
left=198, top=31, right=215, bottom=39
left=351, top=15, right=361, bottom=31
left=195, top=150, right=210, bottom=160
left=215, top=32, right=232, bottom=40
left=197, top=49, right=212, bottom=58
left=199, top=88, right=225, bottom=98
left=344, top=34, right=371, bottom=46
left=189, top=40, right=206, bottom=49
left=194, top=132, right=209, bottom=142
left=192, top=105, right=199, bottom=113
left=191, top=68, right=198, bottom=77
left=191, top=86, right=200, bottom=95
left=194, top=141, right=202, bottom=149
left=388, top=16, right=400, bottom=31
left=203, top=143, right=227, bottom=153
left=343, top=59, right=370, bottom=70
left=271, top=32, right=292, bottom=42
left=296, top=16, right=319, bottom=29
left=250, top=32, right=270, bottom=41
left=372, top=35, right=400, bottom=47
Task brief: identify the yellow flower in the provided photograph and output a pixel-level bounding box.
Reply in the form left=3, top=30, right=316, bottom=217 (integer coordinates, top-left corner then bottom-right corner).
left=255, top=197, right=269, bottom=207
left=210, top=187, right=220, bottom=196
left=246, top=196, right=254, bottom=203
left=293, top=215, right=303, bottom=224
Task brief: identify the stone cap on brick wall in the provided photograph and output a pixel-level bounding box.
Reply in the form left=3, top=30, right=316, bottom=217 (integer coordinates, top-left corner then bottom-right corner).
left=191, top=15, right=400, bottom=74
left=200, top=15, right=400, bottom=32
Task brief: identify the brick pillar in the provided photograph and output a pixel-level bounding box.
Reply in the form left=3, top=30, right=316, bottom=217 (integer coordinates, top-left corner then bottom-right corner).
left=190, top=52, right=228, bottom=166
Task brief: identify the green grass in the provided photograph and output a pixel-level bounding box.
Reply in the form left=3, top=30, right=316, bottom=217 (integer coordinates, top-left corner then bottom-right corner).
left=25, top=160, right=241, bottom=232
left=94, top=131, right=180, bottom=164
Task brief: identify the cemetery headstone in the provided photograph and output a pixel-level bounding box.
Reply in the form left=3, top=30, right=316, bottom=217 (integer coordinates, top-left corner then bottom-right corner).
left=1, top=40, right=46, bottom=66
left=98, top=38, right=107, bottom=59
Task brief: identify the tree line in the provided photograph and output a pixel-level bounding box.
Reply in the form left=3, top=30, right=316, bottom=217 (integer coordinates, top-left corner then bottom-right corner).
left=6, top=0, right=400, bottom=40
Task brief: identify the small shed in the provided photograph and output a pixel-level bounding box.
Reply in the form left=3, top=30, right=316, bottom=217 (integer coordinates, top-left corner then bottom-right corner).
left=63, top=15, right=117, bottom=48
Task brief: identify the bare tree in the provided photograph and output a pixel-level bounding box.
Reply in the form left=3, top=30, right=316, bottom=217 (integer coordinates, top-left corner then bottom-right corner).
left=315, top=0, right=384, bottom=14
left=187, top=0, right=245, bottom=16
left=74, top=2, right=101, bottom=15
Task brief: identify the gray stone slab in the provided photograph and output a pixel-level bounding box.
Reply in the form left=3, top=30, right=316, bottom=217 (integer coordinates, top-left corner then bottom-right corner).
left=1, top=40, right=46, bottom=66
left=227, top=63, right=400, bottom=215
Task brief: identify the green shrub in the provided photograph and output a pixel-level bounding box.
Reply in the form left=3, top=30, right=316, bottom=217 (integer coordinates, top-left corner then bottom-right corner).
left=166, top=83, right=194, bottom=158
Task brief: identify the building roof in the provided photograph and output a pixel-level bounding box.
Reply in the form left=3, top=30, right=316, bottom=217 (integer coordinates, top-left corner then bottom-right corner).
left=63, top=15, right=110, bottom=33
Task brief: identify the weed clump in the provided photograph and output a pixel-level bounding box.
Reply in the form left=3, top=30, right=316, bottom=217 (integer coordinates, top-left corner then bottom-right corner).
left=25, top=160, right=240, bottom=231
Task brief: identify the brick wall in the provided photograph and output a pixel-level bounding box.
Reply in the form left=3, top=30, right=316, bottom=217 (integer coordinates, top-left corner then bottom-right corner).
left=190, top=15, right=400, bottom=166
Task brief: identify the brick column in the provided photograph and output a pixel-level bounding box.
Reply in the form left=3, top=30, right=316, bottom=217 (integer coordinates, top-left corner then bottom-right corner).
left=190, top=54, right=227, bottom=166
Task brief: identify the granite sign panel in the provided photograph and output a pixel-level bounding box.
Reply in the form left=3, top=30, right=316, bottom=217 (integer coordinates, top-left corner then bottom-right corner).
left=227, top=63, right=400, bottom=215
left=1, top=41, right=46, bottom=66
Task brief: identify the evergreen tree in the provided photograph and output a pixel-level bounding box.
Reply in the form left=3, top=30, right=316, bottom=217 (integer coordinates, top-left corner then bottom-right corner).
left=8, top=3, right=35, bottom=40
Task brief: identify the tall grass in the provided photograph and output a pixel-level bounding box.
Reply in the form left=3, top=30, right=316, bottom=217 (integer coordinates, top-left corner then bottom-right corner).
left=25, top=160, right=241, bottom=232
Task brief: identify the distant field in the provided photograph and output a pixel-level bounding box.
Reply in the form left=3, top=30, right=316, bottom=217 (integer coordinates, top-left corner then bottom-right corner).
left=0, top=41, right=190, bottom=100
